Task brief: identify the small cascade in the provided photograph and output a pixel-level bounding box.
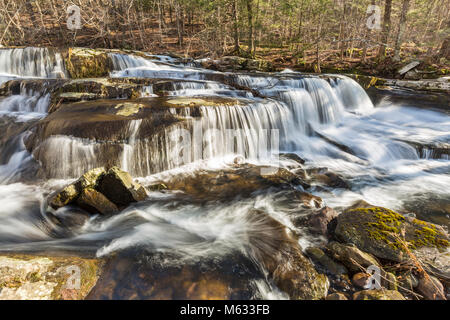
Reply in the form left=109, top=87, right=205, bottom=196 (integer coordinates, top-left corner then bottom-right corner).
left=330, top=77, right=374, bottom=113
left=164, top=81, right=252, bottom=98
left=109, top=53, right=157, bottom=71
left=0, top=132, right=35, bottom=184
left=141, top=85, right=157, bottom=97
left=122, top=119, right=143, bottom=172
left=0, top=86, right=50, bottom=119
left=0, top=47, right=66, bottom=80
left=109, top=53, right=212, bottom=80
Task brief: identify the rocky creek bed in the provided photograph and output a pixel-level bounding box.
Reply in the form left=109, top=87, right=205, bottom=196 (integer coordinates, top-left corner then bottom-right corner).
left=0, top=47, right=448, bottom=300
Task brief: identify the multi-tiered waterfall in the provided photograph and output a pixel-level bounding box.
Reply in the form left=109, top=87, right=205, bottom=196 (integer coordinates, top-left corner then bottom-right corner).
left=0, top=47, right=448, bottom=299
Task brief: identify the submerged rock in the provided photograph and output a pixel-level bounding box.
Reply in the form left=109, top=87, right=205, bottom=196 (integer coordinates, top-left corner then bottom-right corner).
left=247, top=212, right=330, bottom=299
left=0, top=254, right=102, bottom=300
left=334, top=206, right=450, bottom=262
left=353, top=289, right=405, bottom=300
left=87, top=250, right=261, bottom=300
left=88, top=211, right=329, bottom=300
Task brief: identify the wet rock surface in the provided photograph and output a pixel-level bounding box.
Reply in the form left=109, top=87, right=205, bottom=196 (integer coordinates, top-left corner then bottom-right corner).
left=158, top=164, right=307, bottom=201
left=334, top=206, right=450, bottom=262
left=352, top=289, right=405, bottom=300
left=48, top=166, right=147, bottom=215
left=0, top=254, right=102, bottom=300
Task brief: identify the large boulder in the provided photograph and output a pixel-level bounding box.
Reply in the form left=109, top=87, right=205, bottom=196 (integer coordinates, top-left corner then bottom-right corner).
left=0, top=254, right=102, bottom=300
left=48, top=166, right=147, bottom=215
left=334, top=206, right=450, bottom=262
left=25, top=95, right=246, bottom=179
left=48, top=167, right=106, bottom=209
left=96, top=167, right=147, bottom=206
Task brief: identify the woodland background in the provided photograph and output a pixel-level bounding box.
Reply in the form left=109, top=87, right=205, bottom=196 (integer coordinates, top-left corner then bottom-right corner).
left=0, top=0, right=449, bottom=75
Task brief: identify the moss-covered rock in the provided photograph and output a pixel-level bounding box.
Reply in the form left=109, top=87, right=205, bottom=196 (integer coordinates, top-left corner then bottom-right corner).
left=335, top=206, right=450, bottom=262
left=64, top=48, right=112, bottom=79
left=0, top=254, right=102, bottom=300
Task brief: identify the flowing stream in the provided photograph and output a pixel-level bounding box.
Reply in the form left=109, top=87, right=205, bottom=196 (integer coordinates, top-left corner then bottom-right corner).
left=0, top=48, right=448, bottom=298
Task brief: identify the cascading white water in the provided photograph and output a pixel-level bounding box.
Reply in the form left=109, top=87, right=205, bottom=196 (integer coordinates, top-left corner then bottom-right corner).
left=0, top=50, right=448, bottom=264
left=0, top=90, right=50, bottom=116
left=0, top=47, right=66, bottom=81
left=109, top=52, right=157, bottom=70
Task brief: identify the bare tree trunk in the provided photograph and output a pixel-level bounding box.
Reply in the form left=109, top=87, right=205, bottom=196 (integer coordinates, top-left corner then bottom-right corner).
left=439, top=36, right=450, bottom=60
left=25, top=0, right=36, bottom=26
left=339, top=0, right=347, bottom=61
left=393, top=0, right=410, bottom=61
left=246, top=0, right=254, bottom=55
left=377, top=0, right=393, bottom=59
left=232, top=0, right=240, bottom=52
left=175, top=1, right=184, bottom=46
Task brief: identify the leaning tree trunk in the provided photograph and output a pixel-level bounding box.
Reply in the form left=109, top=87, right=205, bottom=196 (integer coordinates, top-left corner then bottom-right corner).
left=393, top=0, right=410, bottom=62
left=377, top=0, right=392, bottom=59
